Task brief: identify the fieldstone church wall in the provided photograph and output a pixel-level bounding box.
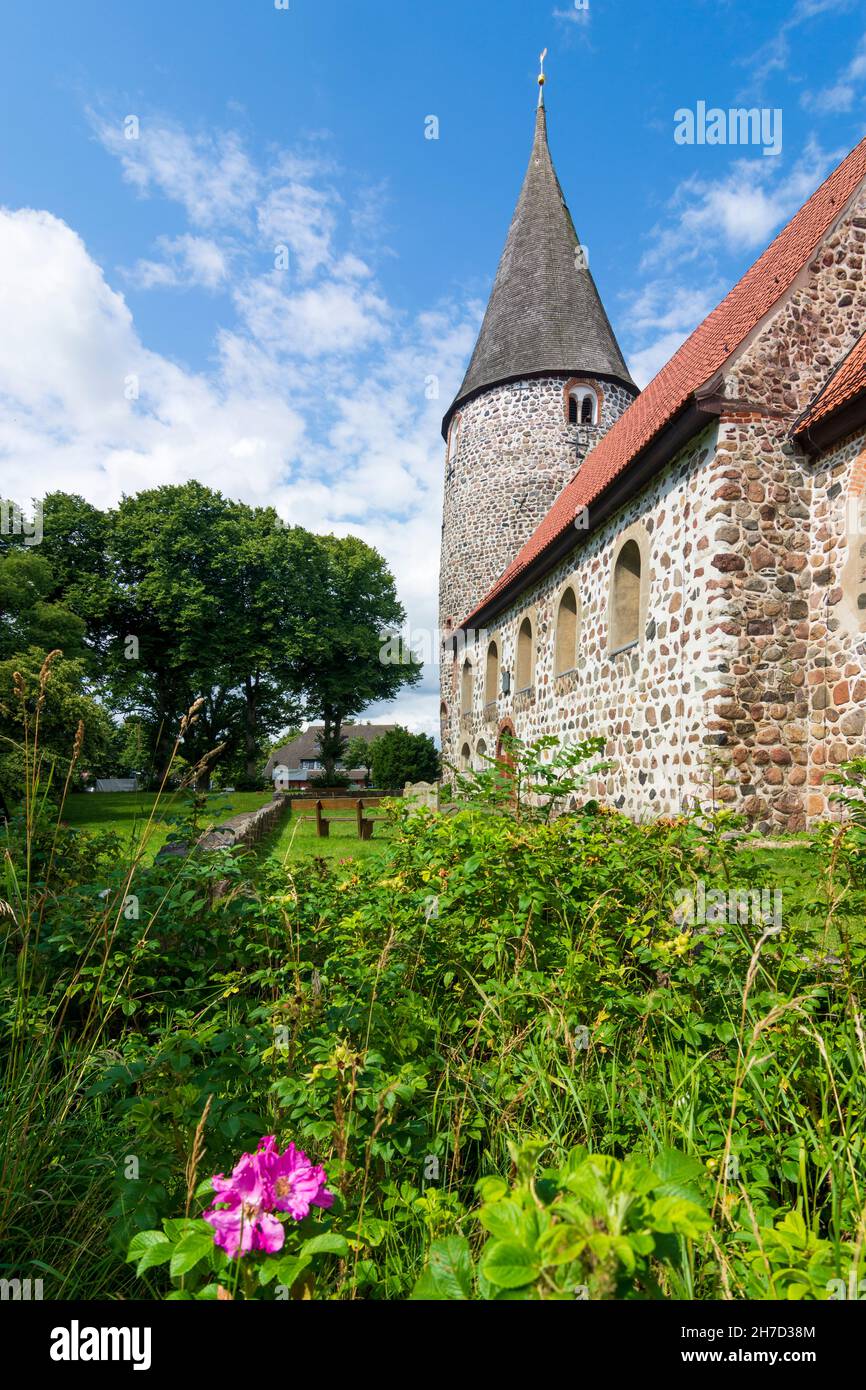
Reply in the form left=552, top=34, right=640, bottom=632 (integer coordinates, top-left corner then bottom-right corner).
left=444, top=423, right=724, bottom=819
left=700, top=180, right=866, bottom=828
left=442, top=177, right=866, bottom=830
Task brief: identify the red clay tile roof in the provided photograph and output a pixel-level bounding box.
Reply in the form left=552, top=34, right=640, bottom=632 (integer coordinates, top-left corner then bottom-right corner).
left=796, top=329, right=866, bottom=434
left=464, top=134, right=866, bottom=626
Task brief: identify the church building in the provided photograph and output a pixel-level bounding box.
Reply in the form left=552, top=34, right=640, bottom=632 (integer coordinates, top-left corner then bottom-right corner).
left=439, top=72, right=866, bottom=830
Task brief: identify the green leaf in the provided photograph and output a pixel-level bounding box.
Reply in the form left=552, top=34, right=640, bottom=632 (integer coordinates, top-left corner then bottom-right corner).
left=169, top=1230, right=215, bottom=1278
left=480, top=1240, right=538, bottom=1290
left=650, top=1196, right=712, bottom=1238
left=301, top=1233, right=350, bottom=1257
left=127, top=1230, right=170, bottom=1263
left=128, top=1230, right=174, bottom=1276
left=652, top=1148, right=705, bottom=1203
left=410, top=1237, right=473, bottom=1300
left=271, top=1254, right=311, bottom=1290
left=477, top=1200, right=525, bottom=1243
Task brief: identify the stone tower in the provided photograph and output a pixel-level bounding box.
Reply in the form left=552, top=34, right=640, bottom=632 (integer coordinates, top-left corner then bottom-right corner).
left=438, top=88, right=637, bottom=650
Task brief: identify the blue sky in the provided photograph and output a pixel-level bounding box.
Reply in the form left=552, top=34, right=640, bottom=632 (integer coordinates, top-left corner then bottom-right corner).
left=1, top=0, right=865, bottom=736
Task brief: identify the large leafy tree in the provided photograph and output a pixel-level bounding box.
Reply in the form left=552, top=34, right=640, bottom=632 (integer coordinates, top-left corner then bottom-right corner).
left=0, top=648, right=115, bottom=809
left=344, top=735, right=375, bottom=787
left=106, top=483, right=321, bottom=787
left=0, top=551, right=87, bottom=661
left=291, top=535, right=422, bottom=782
left=1, top=493, right=116, bottom=669
left=2, top=487, right=421, bottom=793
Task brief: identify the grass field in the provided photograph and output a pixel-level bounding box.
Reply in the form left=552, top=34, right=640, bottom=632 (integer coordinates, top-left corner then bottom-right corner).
left=258, top=800, right=392, bottom=865
left=61, top=789, right=392, bottom=866
left=62, top=789, right=273, bottom=860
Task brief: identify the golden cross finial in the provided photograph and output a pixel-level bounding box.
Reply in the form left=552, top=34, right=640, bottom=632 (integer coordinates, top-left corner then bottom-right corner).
left=538, top=48, right=548, bottom=106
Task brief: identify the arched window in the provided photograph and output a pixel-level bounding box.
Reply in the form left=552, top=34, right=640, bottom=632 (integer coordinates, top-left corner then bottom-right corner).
left=516, top=617, right=533, bottom=691
left=610, top=539, right=642, bottom=651
left=567, top=385, right=598, bottom=427
left=460, top=657, right=473, bottom=715
left=447, top=414, right=462, bottom=469
left=475, top=737, right=488, bottom=769
left=555, top=586, right=579, bottom=676
left=484, top=640, right=499, bottom=707
left=460, top=742, right=471, bottom=770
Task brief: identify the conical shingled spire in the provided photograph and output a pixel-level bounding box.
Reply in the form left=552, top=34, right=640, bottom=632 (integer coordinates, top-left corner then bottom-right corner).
left=443, top=99, right=634, bottom=435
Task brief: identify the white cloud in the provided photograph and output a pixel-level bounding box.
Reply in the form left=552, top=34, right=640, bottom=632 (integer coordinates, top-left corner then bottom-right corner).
left=92, top=114, right=259, bottom=227
left=553, top=4, right=590, bottom=24
left=744, top=0, right=854, bottom=85
left=233, top=276, right=391, bottom=357
left=621, top=280, right=724, bottom=387
left=0, top=115, right=480, bottom=736
left=256, top=179, right=340, bottom=281
left=802, top=31, right=866, bottom=112
left=640, top=138, right=836, bottom=271
left=126, top=234, right=230, bottom=290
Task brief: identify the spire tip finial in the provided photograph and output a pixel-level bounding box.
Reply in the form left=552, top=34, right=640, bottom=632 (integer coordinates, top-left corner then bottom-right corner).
left=537, top=47, right=548, bottom=106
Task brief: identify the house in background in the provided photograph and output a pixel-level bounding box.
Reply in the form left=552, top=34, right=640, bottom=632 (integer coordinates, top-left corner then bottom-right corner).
left=265, top=722, right=398, bottom=789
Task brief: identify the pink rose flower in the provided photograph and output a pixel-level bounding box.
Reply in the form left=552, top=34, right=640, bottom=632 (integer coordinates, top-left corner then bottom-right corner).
left=203, top=1136, right=334, bottom=1259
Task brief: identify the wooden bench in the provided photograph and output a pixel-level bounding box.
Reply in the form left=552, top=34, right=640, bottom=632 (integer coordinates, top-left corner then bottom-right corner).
left=302, top=797, right=384, bottom=840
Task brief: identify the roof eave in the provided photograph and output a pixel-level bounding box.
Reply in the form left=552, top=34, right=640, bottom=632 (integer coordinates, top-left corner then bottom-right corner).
left=794, top=389, right=866, bottom=455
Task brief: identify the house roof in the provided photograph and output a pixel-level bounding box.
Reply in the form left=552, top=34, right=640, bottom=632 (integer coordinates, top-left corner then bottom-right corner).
left=266, top=722, right=398, bottom=773
left=794, top=329, right=866, bottom=449
left=442, top=98, right=634, bottom=438
left=462, top=131, right=866, bottom=627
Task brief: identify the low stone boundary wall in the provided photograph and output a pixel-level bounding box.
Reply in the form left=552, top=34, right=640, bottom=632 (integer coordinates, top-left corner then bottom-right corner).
left=158, top=796, right=289, bottom=860
left=198, top=797, right=289, bottom=851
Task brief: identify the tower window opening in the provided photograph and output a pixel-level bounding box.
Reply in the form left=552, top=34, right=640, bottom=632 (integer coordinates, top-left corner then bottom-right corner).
left=447, top=414, right=462, bottom=470
left=567, top=385, right=598, bottom=427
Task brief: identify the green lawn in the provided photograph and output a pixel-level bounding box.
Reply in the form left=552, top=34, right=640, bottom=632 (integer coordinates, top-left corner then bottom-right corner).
left=734, top=838, right=865, bottom=949
left=61, top=790, right=272, bottom=861
left=257, top=803, right=392, bottom=866
left=60, top=789, right=391, bottom=867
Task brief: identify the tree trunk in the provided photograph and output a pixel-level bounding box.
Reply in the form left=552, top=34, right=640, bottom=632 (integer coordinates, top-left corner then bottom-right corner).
left=243, top=675, right=259, bottom=784
left=319, top=708, right=345, bottom=783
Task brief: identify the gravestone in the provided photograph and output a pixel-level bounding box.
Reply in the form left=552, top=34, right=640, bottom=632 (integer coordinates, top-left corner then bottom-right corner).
left=403, top=780, right=439, bottom=810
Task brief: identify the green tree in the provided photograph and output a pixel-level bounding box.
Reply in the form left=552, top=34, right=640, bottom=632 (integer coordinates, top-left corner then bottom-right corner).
left=344, top=735, right=374, bottom=788
left=105, top=484, right=318, bottom=787
left=0, top=551, right=87, bottom=661
left=1, top=493, right=116, bottom=671
left=369, top=726, right=440, bottom=789
left=292, top=536, right=422, bottom=782
left=0, top=648, right=115, bottom=807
